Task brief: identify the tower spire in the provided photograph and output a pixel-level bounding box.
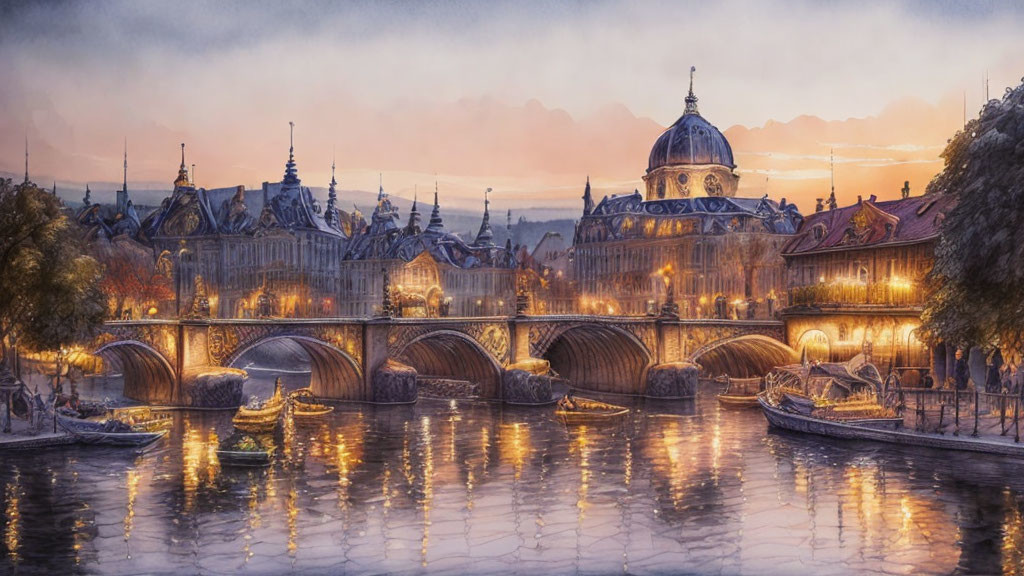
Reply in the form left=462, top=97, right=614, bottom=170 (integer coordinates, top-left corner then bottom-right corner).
left=684, top=66, right=699, bottom=115
left=23, top=133, right=29, bottom=185
left=474, top=187, right=494, bottom=246
left=827, top=148, right=837, bottom=210
left=282, top=122, right=300, bottom=185
left=325, top=157, right=340, bottom=230
left=406, top=185, right=421, bottom=234
left=582, top=175, right=594, bottom=216
left=427, top=179, right=445, bottom=233
left=378, top=173, right=384, bottom=201
left=174, top=143, right=190, bottom=188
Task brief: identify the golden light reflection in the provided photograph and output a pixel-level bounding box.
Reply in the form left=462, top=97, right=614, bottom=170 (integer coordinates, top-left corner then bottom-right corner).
left=243, top=472, right=261, bottom=563
left=123, top=469, right=140, bottom=549
left=4, top=470, right=21, bottom=565
left=1003, top=490, right=1024, bottom=576
left=658, top=421, right=689, bottom=508
left=182, top=417, right=220, bottom=514
left=420, top=416, right=434, bottom=567
left=286, top=486, right=298, bottom=556
left=570, top=426, right=591, bottom=520
left=499, top=423, right=531, bottom=481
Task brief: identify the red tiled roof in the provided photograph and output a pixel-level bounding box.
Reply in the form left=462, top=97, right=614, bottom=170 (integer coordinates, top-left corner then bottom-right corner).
left=782, top=194, right=956, bottom=256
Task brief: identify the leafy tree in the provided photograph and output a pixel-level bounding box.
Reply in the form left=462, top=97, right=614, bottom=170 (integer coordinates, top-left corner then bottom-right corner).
left=0, top=179, right=107, bottom=367
left=921, top=78, right=1024, bottom=356
left=95, top=238, right=173, bottom=318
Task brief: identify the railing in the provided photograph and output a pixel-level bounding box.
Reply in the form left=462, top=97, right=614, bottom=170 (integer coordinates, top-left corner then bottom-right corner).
left=902, top=387, right=1023, bottom=441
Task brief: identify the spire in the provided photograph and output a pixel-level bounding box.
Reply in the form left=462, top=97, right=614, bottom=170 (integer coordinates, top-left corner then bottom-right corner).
left=52, top=181, right=57, bottom=196
left=174, top=143, right=190, bottom=188
left=378, top=173, right=384, bottom=201
left=282, top=122, right=300, bottom=186
left=118, top=139, right=130, bottom=214
left=324, top=159, right=340, bottom=229
left=474, top=187, right=494, bottom=246
left=123, top=138, right=128, bottom=193
left=405, top=186, right=421, bottom=234
left=24, top=133, right=29, bottom=185
left=684, top=66, right=699, bottom=115
left=83, top=184, right=91, bottom=206
left=827, top=148, right=837, bottom=210
left=426, top=179, right=445, bottom=233
left=582, top=175, right=594, bottom=216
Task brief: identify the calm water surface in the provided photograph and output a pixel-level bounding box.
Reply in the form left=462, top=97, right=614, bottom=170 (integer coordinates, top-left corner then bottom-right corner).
left=3, top=387, right=1024, bottom=575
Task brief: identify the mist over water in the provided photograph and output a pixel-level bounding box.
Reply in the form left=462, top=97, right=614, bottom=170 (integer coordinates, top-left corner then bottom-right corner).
left=1, top=388, right=1023, bottom=575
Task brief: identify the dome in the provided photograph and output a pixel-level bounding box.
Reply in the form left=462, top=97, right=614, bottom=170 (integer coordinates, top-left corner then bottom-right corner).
left=647, top=112, right=735, bottom=172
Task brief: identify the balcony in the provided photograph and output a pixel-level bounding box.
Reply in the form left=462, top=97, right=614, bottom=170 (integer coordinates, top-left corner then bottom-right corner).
left=788, top=277, right=921, bottom=309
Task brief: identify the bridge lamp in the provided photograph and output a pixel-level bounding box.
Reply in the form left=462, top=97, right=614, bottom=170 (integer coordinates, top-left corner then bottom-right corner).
left=147, top=306, right=158, bottom=316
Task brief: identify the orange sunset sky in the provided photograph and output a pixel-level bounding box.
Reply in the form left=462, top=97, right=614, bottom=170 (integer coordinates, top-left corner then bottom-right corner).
left=2, top=1, right=1022, bottom=218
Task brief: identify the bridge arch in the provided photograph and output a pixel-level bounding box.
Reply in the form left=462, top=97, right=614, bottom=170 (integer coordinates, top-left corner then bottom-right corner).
left=689, top=334, right=798, bottom=378
left=394, top=329, right=503, bottom=398
left=541, top=324, right=653, bottom=395
left=226, top=336, right=363, bottom=401
left=95, top=340, right=177, bottom=404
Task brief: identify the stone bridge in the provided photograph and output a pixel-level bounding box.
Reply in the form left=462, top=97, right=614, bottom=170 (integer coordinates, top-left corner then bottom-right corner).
left=91, top=316, right=794, bottom=406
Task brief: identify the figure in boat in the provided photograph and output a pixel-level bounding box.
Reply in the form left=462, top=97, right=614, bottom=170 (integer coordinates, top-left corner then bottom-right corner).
left=556, top=389, right=578, bottom=411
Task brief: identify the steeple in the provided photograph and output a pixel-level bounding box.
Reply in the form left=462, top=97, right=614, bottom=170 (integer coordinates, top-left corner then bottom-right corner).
left=174, top=143, right=190, bottom=188
left=684, top=66, right=699, bottom=115
left=324, top=159, right=341, bottom=229
left=405, top=186, right=422, bottom=234
left=827, top=148, right=837, bottom=210
left=377, top=173, right=384, bottom=201
left=52, top=181, right=57, bottom=196
left=23, top=133, right=29, bottom=185
left=582, top=175, right=594, bottom=216
left=474, top=187, right=494, bottom=246
left=83, top=184, right=92, bottom=206
left=282, top=122, right=300, bottom=186
left=118, top=140, right=129, bottom=214
left=505, top=209, right=513, bottom=252
left=426, top=180, right=445, bottom=233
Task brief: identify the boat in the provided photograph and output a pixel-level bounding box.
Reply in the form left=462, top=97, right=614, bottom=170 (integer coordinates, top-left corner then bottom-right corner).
left=233, top=378, right=286, bottom=434
left=758, top=394, right=1024, bottom=456
left=57, top=415, right=168, bottom=447
left=216, top=433, right=275, bottom=467
left=555, top=396, right=629, bottom=425
left=717, top=376, right=763, bottom=407
left=288, top=388, right=334, bottom=420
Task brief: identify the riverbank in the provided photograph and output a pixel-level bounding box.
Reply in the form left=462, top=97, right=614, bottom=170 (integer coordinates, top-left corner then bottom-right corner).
left=0, top=417, right=75, bottom=451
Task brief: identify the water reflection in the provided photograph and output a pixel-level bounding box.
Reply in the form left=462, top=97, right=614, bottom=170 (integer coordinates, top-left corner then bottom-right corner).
left=4, top=394, right=1024, bottom=574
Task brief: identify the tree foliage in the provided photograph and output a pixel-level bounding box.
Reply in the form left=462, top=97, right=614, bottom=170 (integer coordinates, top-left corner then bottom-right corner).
left=921, top=78, right=1024, bottom=354
left=95, top=237, right=173, bottom=317
left=0, top=179, right=107, bottom=361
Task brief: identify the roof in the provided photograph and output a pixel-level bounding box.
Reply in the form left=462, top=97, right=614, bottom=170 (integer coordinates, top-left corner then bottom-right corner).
left=648, top=112, right=735, bottom=172
left=782, top=193, right=955, bottom=256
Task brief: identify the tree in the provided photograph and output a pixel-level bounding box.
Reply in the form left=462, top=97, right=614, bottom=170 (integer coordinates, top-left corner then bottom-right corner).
left=95, top=237, right=173, bottom=318
left=921, top=78, right=1024, bottom=356
left=0, top=179, right=107, bottom=367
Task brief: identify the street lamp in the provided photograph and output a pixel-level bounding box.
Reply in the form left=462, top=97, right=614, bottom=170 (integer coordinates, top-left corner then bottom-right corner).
left=175, top=240, right=190, bottom=317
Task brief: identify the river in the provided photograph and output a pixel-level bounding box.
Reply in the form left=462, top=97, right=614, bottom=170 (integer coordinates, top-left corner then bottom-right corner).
left=2, top=382, right=1024, bottom=575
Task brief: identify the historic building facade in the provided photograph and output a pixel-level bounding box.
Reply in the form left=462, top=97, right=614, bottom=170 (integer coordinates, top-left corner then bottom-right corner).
left=571, top=74, right=803, bottom=317
left=780, top=192, right=956, bottom=382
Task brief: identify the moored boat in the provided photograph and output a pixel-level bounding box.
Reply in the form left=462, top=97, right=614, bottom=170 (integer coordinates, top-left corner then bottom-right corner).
left=758, top=394, right=1024, bottom=456
left=288, top=388, right=334, bottom=420
left=555, top=396, right=629, bottom=425
left=57, top=415, right=168, bottom=447
left=716, top=376, right=763, bottom=407
left=233, top=378, right=286, bottom=434
left=216, top=433, right=275, bottom=467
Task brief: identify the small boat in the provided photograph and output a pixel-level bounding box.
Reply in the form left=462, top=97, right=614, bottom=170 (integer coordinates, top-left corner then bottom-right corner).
left=717, top=376, right=763, bottom=407
left=233, top=378, right=286, bottom=434
left=758, top=394, right=1024, bottom=456
left=57, top=415, right=168, bottom=447
left=555, top=396, right=628, bottom=425
left=216, top=433, right=275, bottom=467
left=288, top=388, right=334, bottom=420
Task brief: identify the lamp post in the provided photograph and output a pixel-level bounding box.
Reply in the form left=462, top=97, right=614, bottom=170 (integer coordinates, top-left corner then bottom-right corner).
left=175, top=240, right=190, bottom=317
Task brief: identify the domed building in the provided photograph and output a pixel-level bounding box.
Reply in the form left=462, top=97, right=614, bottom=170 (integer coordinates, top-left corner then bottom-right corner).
left=571, top=69, right=803, bottom=318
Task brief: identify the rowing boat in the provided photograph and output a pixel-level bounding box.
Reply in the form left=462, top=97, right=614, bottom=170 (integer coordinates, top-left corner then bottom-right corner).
left=717, top=376, right=763, bottom=407
left=57, top=415, right=168, bottom=447
left=233, top=378, right=286, bottom=434
left=288, top=388, right=334, bottom=420
left=555, top=396, right=628, bottom=425
left=216, top=433, right=275, bottom=467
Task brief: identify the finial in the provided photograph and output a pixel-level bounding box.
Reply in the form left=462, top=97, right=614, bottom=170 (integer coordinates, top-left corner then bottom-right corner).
left=24, top=132, right=29, bottom=184
left=180, top=142, right=185, bottom=168
left=830, top=147, right=834, bottom=196
left=289, top=121, right=294, bottom=156
left=484, top=187, right=491, bottom=212
left=684, top=66, right=699, bottom=114
left=191, top=163, right=196, bottom=186
left=123, top=137, right=128, bottom=192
